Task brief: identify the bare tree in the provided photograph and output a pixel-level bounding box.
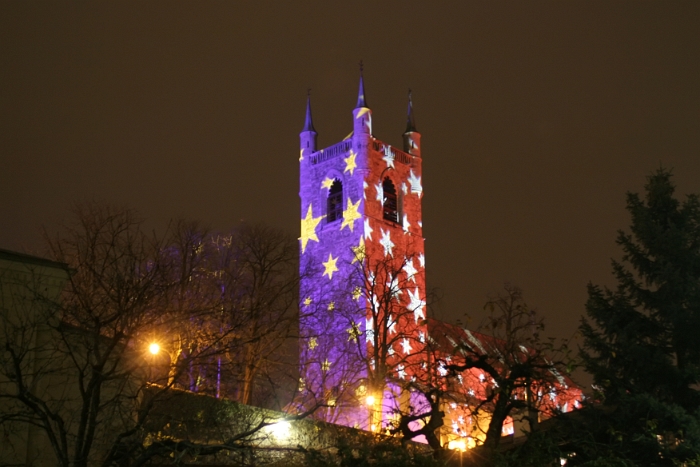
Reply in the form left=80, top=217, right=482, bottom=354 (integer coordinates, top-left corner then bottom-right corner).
left=0, top=203, right=312, bottom=466
left=442, top=284, right=580, bottom=451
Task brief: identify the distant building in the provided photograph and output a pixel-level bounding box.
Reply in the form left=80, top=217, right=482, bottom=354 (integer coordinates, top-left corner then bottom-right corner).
left=0, top=249, right=70, bottom=465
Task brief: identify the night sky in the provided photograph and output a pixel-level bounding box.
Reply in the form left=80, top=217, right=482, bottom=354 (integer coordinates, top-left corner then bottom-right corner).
left=2, top=2, right=699, bottom=357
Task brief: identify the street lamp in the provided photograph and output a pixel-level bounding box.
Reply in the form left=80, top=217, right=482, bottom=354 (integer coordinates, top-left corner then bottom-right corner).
left=147, top=342, right=174, bottom=386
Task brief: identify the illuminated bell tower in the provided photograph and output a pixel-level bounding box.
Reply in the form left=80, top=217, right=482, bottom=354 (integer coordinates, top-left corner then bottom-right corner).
left=298, top=73, right=427, bottom=429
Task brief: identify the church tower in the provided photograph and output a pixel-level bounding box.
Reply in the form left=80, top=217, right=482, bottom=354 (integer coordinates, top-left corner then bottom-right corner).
left=298, top=73, right=427, bottom=430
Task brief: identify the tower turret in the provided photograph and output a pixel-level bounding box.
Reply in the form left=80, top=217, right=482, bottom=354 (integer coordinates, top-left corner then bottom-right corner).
left=299, top=91, right=317, bottom=161
left=402, top=90, right=421, bottom=158
left=352, top=69, right=372, bottom=138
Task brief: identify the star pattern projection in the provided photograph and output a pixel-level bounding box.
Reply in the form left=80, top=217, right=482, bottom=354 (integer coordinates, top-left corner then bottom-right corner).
left=322, top=254, right=339, bottom=280
left=379, top=228, right=395, bottom=257
left=374, top=182, right=384, bottom=204
left=344, top=151, right=357, bottom=176
left=341, top=197, right=362, bottom=231
left=364, top=218, right=373, bottom=241
left=300, top=205, right=323, bottom=253
left=301, top=138, right=427, bottom=415
left=403, top=258, right=418, bottom=283
left=408, top=288, right=425, bottom=323
left=308, top=337, right=318, bottom=350
left=382, top=146, right=395, bottom=169
left=408, top=170, right=422, bottom=197
left=351, top=237, right=366, bottom=264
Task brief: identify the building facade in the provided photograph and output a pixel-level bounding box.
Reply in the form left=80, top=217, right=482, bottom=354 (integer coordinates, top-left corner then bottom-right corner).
left=298, top=75, right=428, bottom=430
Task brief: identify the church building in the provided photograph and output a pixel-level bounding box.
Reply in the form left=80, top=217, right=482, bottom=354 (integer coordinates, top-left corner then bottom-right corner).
left=296, top=73, right=582, bottom=448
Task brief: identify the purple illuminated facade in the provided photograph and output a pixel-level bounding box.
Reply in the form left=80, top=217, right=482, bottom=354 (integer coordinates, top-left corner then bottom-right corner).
left=298, top=74, right=427, bottom=429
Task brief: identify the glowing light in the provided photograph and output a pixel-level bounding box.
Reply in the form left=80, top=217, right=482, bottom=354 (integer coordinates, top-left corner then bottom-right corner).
left=366, top=395, right=376, bottom=406
left=308, top=337, right=318, bottom=350
left=148, top=343, right=160, bottom=355
left=269, top=420, right=291, bottom=440
left=448, top=440, right=468, bottom=452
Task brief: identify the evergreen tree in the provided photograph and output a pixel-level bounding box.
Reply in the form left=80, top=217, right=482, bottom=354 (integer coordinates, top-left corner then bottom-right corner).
left=577, top=169, right=700, bottom=465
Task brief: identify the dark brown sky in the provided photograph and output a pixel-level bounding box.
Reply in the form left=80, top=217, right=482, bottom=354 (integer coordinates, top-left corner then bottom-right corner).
left=2, top=2, right=699, bottom=350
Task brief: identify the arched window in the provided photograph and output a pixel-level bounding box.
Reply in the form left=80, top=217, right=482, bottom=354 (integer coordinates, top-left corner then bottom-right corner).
left=327, top=179, right=343, bottom=223
left=382, top=178, right=399, bottom=223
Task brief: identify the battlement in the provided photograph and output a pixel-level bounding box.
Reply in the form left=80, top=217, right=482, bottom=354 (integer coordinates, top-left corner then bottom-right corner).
left=309, top=139, right=415, bottom=166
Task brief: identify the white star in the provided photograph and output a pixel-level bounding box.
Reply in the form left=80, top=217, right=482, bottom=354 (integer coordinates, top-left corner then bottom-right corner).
left=403, top=214, right=410, bottom=233
left=387, top=275, right=402, bottom=302
left=418, top=253, right=425, bottom=268
left=402, top=182, right=408, bottom=195
left=374, top=182, right=384, bottom=204
left=370, top=358, right=375, bottom=370
left=382, top=146, right=395, bottom=169
left=366, top=317, right=374, bottom=343
left=364, top=218, right=374, bottom=241
left=408, top=170, right=422, bottom=197
left=387, top=345, right=395, bottom=356
left=401, top=338, right=412, bottom=355
left=403, top=259, right=417, bottom=283
left=438, top=363, right=447, bottom=376
left=379, top=228, right=394, bottom=257
left=388, top=315, right=396, bottom=335
left=363, top=181, right=368, bottom=200
left=397, top=364, right=406, bottom=380
left=418, top=331, right=425, bottom=343
left=408, top=287, right=425, bottom=323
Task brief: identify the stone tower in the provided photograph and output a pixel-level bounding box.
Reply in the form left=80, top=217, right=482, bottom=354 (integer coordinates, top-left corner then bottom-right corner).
left=298, top=73, right=427, bottom=430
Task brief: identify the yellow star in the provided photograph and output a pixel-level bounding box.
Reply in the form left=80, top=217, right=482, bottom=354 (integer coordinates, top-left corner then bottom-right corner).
left=355, top=107, right=370, bottom=119
left=300, top=205, right=324, bottom=253
left=351, top=237, right=365, bottom=264
left=303, top=297, right=312, bottom=306
left=322, top=253, right=339, bottom=280
left=344, top=151, right=357, bottom=176
left=341, top=197, right=362, bottom=232
left=322, top=358, right=332, bottom=371
left=321, top=177, right=334, bottom=190
left=347, top=321, right=361, bottom=342
left=327, top=301, right=335, bottom=311
left=308, top=337, right=318, bottom=350
left=352, top=286, right=362, bottom=301
left=299, top=149, right=304, bottom=161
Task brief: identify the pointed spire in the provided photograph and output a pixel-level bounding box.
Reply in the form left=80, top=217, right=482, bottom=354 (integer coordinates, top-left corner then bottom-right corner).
left=355, top=60, right=368, bottom=108
left=404, top=89, right=417, bottom=133
left=302, top=89, right=316, bottom=133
